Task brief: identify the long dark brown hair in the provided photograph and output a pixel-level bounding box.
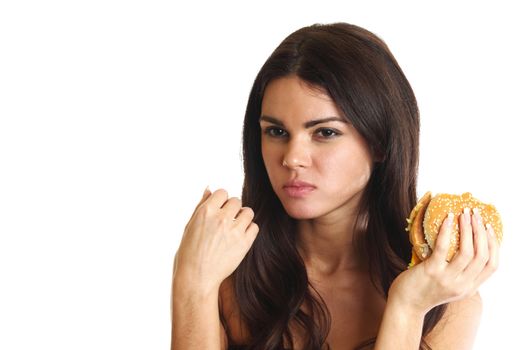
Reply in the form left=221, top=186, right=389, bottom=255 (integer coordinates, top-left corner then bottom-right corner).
left=226, top=22, right=447, bottom=350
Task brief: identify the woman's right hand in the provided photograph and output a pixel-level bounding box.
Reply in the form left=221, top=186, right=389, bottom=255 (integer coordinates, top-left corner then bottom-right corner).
left=173, top=187, right=259, bottom=293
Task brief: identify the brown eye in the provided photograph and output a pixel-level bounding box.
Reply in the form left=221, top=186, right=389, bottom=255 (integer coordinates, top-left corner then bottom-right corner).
left=315, top=128, right=341, bottom=138
left=264, top=127, right=288, bottom=138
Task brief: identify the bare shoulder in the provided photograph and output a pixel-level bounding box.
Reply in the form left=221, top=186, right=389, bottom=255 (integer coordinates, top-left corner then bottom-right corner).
left=425, top=292, right=483, bottom=349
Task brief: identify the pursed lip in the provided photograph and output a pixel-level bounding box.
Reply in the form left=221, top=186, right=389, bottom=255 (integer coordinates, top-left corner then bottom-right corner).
left=282, top=180, right=316, bottom=198
left=283, top=180, right=316, bottom=188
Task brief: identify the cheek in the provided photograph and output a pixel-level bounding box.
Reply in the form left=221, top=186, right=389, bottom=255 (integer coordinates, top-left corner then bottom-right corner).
left=261, top=143, right=280, bottom=180
left=320, top=147, right=373, bottom=190
left=261, top=143, right=272, bottom=165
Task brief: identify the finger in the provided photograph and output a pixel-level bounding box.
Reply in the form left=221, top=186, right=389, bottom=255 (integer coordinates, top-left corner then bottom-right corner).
left=188, top=186, right=213, bottom=223
left=430, top=212, right=454, bottom=265
left=474, top=223, right=500, bottom=286
left=463, top=208, right=490, bottom=279
left=244, top=221, right=260, bottom=244
left=234, top=207, right=255, bottom=229
left=472, top=208, right=489, bottom=262
left=450, top=207, right=474, bottom=272
left=221, top=197, right=242, bottom=219
left=206, top=188, right=230, bottom=210
left=195, top=186, right=212, bottom=208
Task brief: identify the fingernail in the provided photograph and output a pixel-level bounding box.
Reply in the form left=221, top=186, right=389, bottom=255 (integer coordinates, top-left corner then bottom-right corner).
left=486, top=223, right=494, bottom=236
left=463, top=207, right=471, bottom=223
left=447, top=212, right=454, bottom=225
left=472, top=207, right=481, bottom=223
left=203, top=185, right=210, bottom=196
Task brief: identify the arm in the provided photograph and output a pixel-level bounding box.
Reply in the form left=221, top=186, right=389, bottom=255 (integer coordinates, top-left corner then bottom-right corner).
left=170, top=188, right=258, bottom=349
left=375, top=208, right=497, bottom=350
left=425, top=293, right=482, bottom=349
left=375, top=293, right=482, bottom=350
left=374, top=296, right=425, bottom=349
left=171, top=274, right=227, bottom=350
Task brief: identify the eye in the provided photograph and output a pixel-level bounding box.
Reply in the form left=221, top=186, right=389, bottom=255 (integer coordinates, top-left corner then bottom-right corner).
left=315, top=128, right=341, bottom=138
left=263, top=126, right=288, bottom=138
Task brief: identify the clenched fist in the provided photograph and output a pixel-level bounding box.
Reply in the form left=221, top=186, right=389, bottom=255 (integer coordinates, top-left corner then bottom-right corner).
left=173, top=187, right=259, bottom=294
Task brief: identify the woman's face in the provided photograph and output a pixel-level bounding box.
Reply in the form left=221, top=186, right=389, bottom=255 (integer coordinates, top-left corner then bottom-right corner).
left=260, top=75, right=374, bottom=220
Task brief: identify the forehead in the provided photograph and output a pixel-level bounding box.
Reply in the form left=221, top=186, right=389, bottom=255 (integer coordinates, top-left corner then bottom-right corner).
left=261, top=76, right=343, bottom=122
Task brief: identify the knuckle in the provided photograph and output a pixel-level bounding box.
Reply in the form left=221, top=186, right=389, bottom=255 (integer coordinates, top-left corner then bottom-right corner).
left=454, top=255, right=470, bottom=267
left=476, top=252, right=490, bottom=265
left=425, top=264, right=440, bottom=279
left=461, top=250, right=474, bottom=262
left=433, top=241, right=444, bottom=253
left=243, top=207, right=255, bottom=217
left=219, top=216, right=230, bottom=226
left=434, top=244, right=448, bottom=256
left=487, top=258, right=498, bottom=272
left=215, top=188, right=229, bottom=197
left=230, top=197, right=241, bottom=205
left=249, top=223, right=260, bottom=239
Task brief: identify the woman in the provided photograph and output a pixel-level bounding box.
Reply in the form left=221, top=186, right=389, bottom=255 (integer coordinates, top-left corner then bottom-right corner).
left=171, top=22, right=499, bottom=349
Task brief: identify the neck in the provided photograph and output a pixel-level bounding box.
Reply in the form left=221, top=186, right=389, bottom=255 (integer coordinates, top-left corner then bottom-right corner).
left=296, top=210, right=368, bottom=278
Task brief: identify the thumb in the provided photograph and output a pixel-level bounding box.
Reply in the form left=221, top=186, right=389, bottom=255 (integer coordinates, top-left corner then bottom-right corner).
left=195, top=186, right=212, bottom=209
left=185, top=186, right=213, bottom=229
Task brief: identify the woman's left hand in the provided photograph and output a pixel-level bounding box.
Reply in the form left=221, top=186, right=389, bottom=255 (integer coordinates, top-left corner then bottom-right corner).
left=389, top=207, right=500, bottom=315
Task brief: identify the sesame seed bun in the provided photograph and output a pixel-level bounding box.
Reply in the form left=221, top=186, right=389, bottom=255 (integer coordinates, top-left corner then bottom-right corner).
left=405, top=192, right=503, bottom=267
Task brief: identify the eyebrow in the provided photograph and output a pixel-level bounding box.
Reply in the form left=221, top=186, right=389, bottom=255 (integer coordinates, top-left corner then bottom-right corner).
left=259, top=115, right=348, bottom=128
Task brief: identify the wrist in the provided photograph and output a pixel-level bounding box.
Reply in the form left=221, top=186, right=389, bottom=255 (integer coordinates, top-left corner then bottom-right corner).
left=376, top=296, right=426, bottom=350
left=385, top=294, right=427, bottom=321
left=387, top=281, right=430, bottom=318
left=172, top=272, right=221, bottom=301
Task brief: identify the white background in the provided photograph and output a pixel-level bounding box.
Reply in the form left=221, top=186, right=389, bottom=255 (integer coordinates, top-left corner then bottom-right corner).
left=1, top=1, right=523, bottom=349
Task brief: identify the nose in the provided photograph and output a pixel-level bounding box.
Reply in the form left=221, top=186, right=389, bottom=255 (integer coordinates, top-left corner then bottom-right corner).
left=282, top=137, right=311, bottom=169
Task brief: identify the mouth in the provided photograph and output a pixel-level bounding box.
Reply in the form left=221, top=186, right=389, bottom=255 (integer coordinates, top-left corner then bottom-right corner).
left=283, top=186, right=316, bottom=197
left=283, top=180, right=316, bottom=198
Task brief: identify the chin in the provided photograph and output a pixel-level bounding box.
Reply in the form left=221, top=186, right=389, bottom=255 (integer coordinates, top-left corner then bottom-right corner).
left=280, top=201, right=323, bottom=220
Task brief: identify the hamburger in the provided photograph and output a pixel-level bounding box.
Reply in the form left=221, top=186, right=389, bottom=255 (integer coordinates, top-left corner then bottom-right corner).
left=405, top=192, right=503, bottom=267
